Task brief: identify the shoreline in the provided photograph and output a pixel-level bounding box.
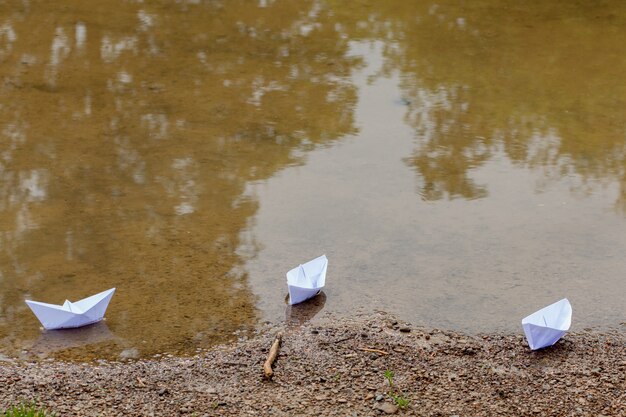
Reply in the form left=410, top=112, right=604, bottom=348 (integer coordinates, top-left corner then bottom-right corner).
left=1, top=312, right=624, bottom=416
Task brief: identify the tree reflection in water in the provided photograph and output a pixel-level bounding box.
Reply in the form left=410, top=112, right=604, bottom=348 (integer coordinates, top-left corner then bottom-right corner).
left=0, top=0, right=625, bottom=360
left=0, top=0, right=360, bottom=360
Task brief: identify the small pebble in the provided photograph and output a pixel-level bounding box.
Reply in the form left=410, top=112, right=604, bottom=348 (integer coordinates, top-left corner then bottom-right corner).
left=374, top=402, right=398, bottom=414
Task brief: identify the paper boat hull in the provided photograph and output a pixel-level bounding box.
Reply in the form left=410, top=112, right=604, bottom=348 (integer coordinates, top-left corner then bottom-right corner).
left=522, top=323, right=567, bottom=350
left=288, top=285, right=322, bottom=305
left=26, top=288, right=116, bottom=330
left=521, top=298, right=571, bottom=350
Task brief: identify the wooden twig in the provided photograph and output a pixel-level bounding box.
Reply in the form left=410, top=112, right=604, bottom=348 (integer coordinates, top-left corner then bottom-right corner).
left=319, top=335, right=353, bottom=345
left=263, top=333, right=282, bottom=379
left=223, top=362, right=248, bottom=367
left=358, top=347, right=390, bottom=355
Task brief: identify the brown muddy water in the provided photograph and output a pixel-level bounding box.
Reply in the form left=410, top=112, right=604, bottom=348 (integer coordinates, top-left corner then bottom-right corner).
left=0, top=1, right=625, bottom=361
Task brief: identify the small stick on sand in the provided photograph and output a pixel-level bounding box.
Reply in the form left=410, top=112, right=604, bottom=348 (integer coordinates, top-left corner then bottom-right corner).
left=358, top=347, right=390, bottom=355
left=263, top=333, right=283, bottom=380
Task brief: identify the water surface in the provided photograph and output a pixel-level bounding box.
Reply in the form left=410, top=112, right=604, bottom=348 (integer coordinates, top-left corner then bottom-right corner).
left=0, top=0, right=624, bottom=360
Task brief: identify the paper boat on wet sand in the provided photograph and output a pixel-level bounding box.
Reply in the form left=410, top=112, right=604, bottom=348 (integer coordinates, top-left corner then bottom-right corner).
left=287, top=255, right=327, bottom=305
left=521, top=298, right=572, bottom=350
left=25, top=288, right=116, bottom=330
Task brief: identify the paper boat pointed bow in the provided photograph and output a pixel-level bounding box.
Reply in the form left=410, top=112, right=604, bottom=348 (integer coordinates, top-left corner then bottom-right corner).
left=25, top=288, right=116, bottom=330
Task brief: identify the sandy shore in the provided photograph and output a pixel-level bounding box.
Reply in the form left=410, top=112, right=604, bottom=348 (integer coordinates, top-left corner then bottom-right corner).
left=0, top=312, right=624, bottom=416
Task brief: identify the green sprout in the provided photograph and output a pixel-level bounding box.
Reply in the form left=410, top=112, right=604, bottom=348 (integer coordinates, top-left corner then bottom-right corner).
left=383, top=370, right=394, bottom=388
left=2, top=402, right=55, bottom=417
left=390, top=393, right=410, bottom=409
left=383, top=370, right=410, bottom=409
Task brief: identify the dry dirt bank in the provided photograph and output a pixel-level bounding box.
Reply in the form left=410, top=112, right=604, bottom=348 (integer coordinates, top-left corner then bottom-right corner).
left=1, top=312, right=624, bottom=416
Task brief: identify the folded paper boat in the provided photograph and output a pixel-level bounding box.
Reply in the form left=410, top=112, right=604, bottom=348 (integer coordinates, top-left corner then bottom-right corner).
left=287, top=255, right=327, bottom=305
left=521, top=298, right=572, bottom=350
left=25, top=288, right=116, bottom=330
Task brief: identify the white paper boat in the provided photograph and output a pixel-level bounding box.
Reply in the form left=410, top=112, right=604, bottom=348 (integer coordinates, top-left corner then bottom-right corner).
left=521, top=298, right=572, bottom=350
left=286, top=255, right=327, bottom=305
left=25, top=288, right=116, bottom=330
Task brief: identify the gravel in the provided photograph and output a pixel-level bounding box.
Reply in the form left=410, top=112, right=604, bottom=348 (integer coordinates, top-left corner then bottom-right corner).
left=0, top=312, right=624, bottom=416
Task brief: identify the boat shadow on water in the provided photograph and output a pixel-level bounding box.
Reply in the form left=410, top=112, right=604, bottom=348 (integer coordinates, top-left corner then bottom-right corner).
left=284, top=291, right=327, bottom=327
left=25, top=321, right=119, bottom=358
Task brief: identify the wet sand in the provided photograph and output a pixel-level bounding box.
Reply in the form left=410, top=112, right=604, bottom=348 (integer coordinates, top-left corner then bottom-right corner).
left=1, top=312, right=624, bottom=416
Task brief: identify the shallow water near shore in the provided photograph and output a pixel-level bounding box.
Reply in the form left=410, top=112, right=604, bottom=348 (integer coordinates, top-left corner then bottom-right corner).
left=0, top=1, right=625, bottom=361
